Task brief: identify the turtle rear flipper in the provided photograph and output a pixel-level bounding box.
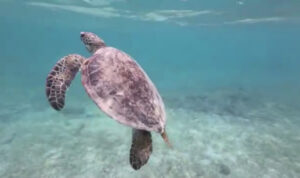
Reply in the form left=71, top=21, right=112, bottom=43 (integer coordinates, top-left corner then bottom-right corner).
left=46, top=54, right=85, bottom=110
left=130, top=129, right=152, bottom=170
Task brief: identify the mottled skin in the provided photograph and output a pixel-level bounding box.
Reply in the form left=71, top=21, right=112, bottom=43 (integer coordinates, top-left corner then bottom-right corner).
left=46, top=54, right=84, bottom=110
left=45, top=32, right=170, bottom=170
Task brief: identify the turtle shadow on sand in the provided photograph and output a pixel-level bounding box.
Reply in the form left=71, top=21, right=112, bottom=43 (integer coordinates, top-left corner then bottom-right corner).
left=0, top=103, right=31, bottom=123
left=165, top=88, right=263, bottom=118
left=218, top=163, right=231, bottom=176
left=1, top=132, right=17, bottom=145
left=29, top=93, right=49, bottom=111
left=60, top=107, right=87, bottom=119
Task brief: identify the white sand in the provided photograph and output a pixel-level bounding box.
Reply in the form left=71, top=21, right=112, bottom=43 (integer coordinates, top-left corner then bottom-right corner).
left=0, top=89, right=299, bottom=178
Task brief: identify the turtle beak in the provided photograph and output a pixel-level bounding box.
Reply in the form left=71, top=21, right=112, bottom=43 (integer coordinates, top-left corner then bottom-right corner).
left=80, top=32, right=85, bottom=38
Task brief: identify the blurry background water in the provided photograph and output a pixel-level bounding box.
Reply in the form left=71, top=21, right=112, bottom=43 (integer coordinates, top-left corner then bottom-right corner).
left=0, top=0, right=300, bottom=178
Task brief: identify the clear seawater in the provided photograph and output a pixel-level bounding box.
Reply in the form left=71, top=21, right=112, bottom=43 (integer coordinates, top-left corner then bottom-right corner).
left=1, top=0, right=300, bottom=177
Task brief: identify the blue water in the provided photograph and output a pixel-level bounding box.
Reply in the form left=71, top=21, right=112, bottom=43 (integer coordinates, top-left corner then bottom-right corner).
left=1, top=1, right=300, bottom=177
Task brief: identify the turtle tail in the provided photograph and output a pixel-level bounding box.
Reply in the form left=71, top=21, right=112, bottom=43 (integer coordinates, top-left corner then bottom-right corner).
left=46, top=54, right=85, bottom=110
left=161, top=130, right=172, bottom=148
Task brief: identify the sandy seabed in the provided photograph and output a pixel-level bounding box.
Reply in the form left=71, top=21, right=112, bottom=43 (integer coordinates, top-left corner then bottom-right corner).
left=0, top=89, right=299, bottom=178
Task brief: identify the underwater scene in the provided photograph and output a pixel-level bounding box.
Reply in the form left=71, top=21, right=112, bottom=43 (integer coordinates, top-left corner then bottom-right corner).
left=1, top=0, right=300, bottom=177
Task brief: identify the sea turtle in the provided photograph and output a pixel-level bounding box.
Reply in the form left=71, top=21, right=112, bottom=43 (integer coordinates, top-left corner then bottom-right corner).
left=45, top=32, right=171, bottom=170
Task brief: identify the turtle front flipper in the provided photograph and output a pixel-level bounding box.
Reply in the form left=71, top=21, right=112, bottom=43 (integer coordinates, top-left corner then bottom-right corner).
left=46, top=54, right=85, bottom=110
left=130, top=129, right=152, bottom=170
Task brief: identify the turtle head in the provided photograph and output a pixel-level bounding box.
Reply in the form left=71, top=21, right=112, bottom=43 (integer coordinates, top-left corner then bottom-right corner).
left=80, top=32, right=106, bottom=54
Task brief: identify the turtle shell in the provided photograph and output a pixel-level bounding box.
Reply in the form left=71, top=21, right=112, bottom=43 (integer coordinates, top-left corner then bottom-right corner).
left=81, top=47, right=166, bottom=133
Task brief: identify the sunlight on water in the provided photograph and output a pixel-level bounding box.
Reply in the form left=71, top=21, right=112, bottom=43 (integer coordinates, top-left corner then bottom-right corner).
left=1, top=1, right=300, bottom=178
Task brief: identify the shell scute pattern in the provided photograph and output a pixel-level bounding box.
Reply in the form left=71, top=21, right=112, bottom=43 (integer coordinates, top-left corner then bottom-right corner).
left=83, top=47, right=164, bottom=132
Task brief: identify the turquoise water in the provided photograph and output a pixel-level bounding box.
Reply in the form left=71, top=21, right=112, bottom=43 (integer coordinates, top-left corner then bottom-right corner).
left=1, top=0, right=300, bottom=177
